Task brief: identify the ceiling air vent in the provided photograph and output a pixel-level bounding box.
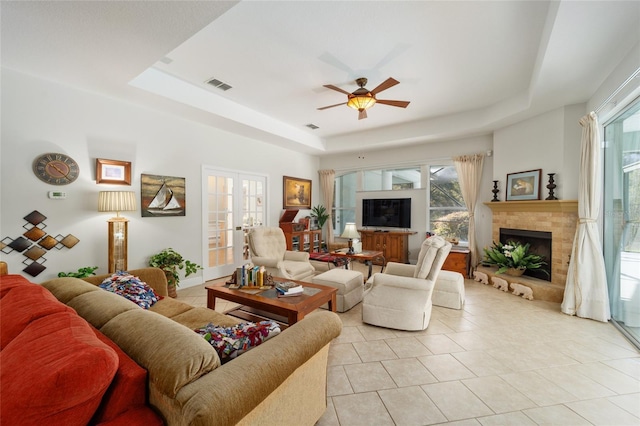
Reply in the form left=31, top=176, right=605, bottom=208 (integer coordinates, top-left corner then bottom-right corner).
left=206, top=78, right=232, bottom=91
left=306, top=123, right=319, bottom=130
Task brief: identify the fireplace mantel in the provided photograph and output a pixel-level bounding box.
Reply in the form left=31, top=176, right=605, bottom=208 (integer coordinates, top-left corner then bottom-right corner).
left=484, top=200, right=578, bottom=213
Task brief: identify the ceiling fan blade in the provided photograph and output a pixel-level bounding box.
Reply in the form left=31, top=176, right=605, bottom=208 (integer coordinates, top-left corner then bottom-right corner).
left=358, top=109, right=367, bottom=120
left=317, top=102, right=347, bottom=110
left=376, top=99, right=410, bottom=108
left=370, top=77, right=400, bottom=95
left=323, top=84, right=352, bottom=96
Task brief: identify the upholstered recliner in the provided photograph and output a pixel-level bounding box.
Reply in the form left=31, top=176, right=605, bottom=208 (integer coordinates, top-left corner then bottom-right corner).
left=247, top=227, right=316, bottom=281
left=362, top=236, right=452, bottom=331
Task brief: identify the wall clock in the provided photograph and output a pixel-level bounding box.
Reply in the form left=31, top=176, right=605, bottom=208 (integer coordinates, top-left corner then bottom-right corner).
left=33, top=153, right=80, bottom=185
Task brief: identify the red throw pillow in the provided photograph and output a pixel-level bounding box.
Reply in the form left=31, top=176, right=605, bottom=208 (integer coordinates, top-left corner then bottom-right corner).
left=0, top=311, right=119, bottom=426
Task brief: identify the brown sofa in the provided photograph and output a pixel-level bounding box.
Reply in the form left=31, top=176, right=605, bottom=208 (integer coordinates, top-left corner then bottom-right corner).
left=40, top=268, right=342, bottom=426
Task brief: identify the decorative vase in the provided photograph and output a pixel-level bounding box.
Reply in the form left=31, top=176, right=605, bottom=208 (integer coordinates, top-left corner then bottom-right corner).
left=505, top=267, right=526, bottom=277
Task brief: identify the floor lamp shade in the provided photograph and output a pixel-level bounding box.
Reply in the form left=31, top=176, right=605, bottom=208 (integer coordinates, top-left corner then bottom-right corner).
left=98, top=191, right=137, bottom=273
left=98, top=191, right=137, bottom=216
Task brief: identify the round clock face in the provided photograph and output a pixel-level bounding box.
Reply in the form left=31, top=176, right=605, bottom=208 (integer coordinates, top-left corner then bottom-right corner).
left=33, top=153, right=80, bottom=185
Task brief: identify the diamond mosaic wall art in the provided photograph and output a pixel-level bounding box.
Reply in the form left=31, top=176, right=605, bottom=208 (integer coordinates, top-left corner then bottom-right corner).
left=1, top=210, right=80, bottom=277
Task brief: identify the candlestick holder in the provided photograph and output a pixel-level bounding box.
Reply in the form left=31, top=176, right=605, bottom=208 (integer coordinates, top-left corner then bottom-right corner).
left=546, top=173, right=557, bottom=200
left=491, top=180, right=500, bottom=202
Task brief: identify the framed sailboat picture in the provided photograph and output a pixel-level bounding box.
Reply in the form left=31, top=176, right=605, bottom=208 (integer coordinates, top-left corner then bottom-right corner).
left=141, top=174, right=186, bottom=217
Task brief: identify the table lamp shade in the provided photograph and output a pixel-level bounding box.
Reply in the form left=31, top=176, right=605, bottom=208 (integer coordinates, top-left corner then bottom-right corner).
left=341, top=223, right=360, bottom=240
left=341, top=223, right=360, bottom=254
left=98, top=191, right=136, bottom=215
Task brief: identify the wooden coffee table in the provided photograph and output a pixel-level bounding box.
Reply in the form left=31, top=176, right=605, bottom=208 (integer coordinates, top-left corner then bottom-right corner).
left=206, top=278, right=337, bottom=326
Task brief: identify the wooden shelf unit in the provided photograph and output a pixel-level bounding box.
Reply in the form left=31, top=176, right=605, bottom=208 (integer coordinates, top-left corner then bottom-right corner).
left=359, top=230, right=415, bottom=264
left=282, top=229, right=322, bottom=253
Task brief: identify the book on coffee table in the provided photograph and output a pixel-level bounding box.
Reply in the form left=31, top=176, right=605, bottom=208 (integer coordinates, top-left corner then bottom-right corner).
left=276, top=282, right=304, bottom=297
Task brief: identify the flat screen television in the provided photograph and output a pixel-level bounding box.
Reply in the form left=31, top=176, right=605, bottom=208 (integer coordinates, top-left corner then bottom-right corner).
left=362, top=198, right=411, bottom=229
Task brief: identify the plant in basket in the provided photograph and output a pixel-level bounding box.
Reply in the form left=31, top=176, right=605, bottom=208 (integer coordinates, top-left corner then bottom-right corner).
left=148, top=248, right=202, bottom=297
left=482, top=241, right=548, bottom=277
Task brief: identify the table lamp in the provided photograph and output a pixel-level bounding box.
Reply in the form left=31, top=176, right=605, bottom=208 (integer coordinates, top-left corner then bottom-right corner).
left=98, top=191, right=137, bottom=273
left=341, top=222, right=360, bottom=254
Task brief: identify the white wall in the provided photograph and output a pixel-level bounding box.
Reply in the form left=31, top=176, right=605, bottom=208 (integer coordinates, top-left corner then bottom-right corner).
left=493, top=104, right=584, bottom=201
left=0, top=69, right=319, bottom=283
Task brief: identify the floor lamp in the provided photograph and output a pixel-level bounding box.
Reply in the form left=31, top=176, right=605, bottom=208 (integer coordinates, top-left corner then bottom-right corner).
left=98, top=191, right=136, bottom=273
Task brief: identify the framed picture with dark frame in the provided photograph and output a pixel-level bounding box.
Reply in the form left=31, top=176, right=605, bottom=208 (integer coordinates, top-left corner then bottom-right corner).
left=96, top=158, right=132, bottom=185
left=283, top=176, right=312, bottom=209
left=506, top=169, right=542, bottom=201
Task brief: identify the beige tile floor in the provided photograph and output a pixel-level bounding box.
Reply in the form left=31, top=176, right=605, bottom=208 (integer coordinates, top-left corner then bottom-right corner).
left=178, top=263, right=640, bottom=426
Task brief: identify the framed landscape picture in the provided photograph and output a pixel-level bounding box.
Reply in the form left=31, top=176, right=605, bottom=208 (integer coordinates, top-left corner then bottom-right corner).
left=96, top=158, right=131, bottom=185
left=506, top=169, right=541, bottom=201
left=283, top=176, right=311, bottom=209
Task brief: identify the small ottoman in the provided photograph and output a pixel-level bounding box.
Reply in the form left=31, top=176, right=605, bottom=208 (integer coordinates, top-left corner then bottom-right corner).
left=432, top=270, right=465, bottom=309
left=312, top=269, right=364, bottom=312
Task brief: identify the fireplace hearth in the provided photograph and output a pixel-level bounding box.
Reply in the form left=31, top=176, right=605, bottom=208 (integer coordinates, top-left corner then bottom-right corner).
left=500, top=228, right=552, bottom=281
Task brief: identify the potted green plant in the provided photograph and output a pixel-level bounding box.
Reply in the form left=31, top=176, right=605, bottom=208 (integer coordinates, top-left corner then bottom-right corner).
left=57, top=266, right=98, bottom=278
left=482, top=240, right=548, bottom=276
left=148, top=248, right=202, bottom=298
left=310, top=204, right=331, bottom=246
left=311, top=204, right=330, bottom=230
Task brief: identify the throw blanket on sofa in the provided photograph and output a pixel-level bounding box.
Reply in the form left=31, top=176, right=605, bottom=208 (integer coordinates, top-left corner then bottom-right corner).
left=194, top=321, right=280, bottom=362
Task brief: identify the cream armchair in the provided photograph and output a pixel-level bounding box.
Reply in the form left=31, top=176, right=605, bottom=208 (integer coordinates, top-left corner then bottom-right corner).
left=362, top=236, right=452, bottom=331
left=247, top=227, right=316, bottom=281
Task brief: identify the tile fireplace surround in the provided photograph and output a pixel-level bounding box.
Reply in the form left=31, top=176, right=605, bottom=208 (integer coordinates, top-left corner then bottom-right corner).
left=484, top=200, right=578, bottom=299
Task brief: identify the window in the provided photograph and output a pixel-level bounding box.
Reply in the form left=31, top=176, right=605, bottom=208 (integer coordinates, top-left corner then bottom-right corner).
left=363, top=167, right=421, bottom=191
left=333, top=172, right=357, bottom=236
left=429, top=165, right=468, bottom=244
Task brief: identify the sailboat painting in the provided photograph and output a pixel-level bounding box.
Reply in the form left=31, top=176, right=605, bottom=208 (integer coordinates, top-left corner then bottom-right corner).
left=141, top=174, right=186, bottom=217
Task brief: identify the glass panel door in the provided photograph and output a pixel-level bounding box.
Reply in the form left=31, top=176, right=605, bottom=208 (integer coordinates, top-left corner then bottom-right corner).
left=603, top=98, right=640, bottom=347
left=202, top=168, right=266, bottom=280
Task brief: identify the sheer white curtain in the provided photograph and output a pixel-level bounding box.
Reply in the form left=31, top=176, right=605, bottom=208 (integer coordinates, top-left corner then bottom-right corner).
left=561, top=112, right=611, bottom=322
left=319, top=169, right=335, bottom=246
left=453, top=154, right=485, bottom=269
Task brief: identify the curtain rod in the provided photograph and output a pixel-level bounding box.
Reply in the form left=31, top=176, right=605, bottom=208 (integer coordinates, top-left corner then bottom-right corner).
left=595, top=66, right=640, bottom=114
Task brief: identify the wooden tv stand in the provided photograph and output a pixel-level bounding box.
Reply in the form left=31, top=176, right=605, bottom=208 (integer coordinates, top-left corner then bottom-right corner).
left=359, top=230, right=416, bottom=264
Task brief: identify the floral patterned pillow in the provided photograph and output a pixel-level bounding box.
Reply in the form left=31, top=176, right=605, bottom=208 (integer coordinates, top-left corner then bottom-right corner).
left=194, top=321, right=281, bottom=362
left=99, top=272, right=160, bottom=309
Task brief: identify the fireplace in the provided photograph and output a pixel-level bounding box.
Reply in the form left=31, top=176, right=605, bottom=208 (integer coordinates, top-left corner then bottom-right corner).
left=500, top=228, right=552, bottom=282
left=485, top=200, right=578, bottom=299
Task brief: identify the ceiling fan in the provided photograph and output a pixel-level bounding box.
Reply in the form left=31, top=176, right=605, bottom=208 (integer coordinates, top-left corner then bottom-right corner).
left=318, top=77, right=410, bottom=120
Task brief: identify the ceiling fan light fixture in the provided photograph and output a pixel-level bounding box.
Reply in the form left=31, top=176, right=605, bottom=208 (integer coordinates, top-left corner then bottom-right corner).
left=347, top=94, right=376, bottom=111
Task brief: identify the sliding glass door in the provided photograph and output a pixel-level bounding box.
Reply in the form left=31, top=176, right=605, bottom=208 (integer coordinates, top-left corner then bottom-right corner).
left=603, top=98, right=640, bottom=346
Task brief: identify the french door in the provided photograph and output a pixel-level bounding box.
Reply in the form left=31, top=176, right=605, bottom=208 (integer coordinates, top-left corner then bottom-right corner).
left=202, top=167, right=266, bottom=280
left=603, top=97, right=640, bottom=347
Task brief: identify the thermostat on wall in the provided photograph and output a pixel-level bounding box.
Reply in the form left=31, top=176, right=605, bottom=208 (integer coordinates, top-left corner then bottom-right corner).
left=48, top=191, right=67, bottom=199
